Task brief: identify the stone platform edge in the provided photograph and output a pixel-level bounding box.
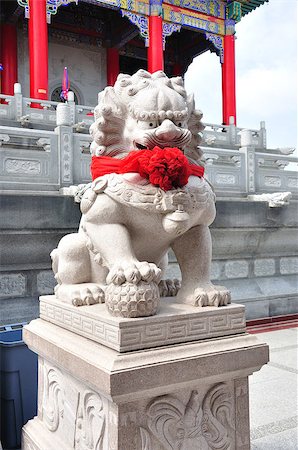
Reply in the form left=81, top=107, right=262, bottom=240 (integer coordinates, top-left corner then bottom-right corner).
left=40, top=295, right=246, bottom=352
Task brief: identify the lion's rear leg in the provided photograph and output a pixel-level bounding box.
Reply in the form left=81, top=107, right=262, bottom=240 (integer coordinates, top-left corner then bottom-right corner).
left=51, top=233, right=105, bottom=306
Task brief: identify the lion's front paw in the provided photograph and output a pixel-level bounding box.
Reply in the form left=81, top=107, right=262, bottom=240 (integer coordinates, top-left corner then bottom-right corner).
left=55, top=283, right=105, bottom=306
left=194, top=285, right=231, bottom=307
left=107, top=261, right=161, bottom=285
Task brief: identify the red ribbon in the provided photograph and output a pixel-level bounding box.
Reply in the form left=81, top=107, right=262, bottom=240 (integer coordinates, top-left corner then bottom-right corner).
left=91, top=147, right=204, bottom=191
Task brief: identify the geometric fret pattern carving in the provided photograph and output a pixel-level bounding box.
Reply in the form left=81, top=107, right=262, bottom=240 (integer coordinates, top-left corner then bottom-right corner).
left=40, top=296, right=245, bottom=352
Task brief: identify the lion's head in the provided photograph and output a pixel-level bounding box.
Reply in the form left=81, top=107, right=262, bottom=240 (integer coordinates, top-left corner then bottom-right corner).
left=90, top=70, right=204, bottom=163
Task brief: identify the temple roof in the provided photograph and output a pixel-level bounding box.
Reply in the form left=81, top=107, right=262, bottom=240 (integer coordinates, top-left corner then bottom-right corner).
left=237, top=0, right=269, bottom=17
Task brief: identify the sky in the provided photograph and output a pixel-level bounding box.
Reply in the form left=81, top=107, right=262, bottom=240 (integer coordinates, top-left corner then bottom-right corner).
left=185, top=0, right=297, bottom=150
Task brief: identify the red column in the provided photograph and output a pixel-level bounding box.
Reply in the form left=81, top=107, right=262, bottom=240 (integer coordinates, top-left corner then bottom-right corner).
left=0, top=24, right=18, bottom=95
left=148, top=15, right=164, bottom=73
left=28, top=0, right=48, bottom=102
left=222, top=34, right=236, bottom=125
left=106, top=48, right=119, bottom=86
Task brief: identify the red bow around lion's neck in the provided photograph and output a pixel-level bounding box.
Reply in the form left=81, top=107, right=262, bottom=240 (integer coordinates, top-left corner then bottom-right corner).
left=91, top=146, right=204, bottom=192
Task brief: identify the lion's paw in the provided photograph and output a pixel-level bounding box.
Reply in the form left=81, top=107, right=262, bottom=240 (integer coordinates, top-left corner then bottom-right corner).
left=194, top=285, right=231, bottom=307
left=55, top=283, right=105, bottom=306
left=159, top=279, right=181, bottom=297
left=107, top=262, right=161, bottom=285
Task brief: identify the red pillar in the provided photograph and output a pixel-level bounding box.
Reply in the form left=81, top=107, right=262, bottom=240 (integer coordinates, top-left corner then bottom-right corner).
left=28, top=0, right=48, bottom=101
left=106, top=48, right=119, bottom=86
left=0, top=24, right=18, bottom=95
left=148, top=15, right=164, bottom=73
left=222, top=34, right=236, bottom=125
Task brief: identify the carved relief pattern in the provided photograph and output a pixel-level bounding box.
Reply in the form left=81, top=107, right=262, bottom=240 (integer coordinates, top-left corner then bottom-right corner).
left=146, top=383, right=234, bottom=449
left=62, top=131, right=72, bottom=182
left=234, top=379, right=250, bottom=449
left=74, top=391, right=106, bottom=450
left=0, top=274, right=26, bottom=298
left=37, top=270, right=56, bottom=295
left=5, top=158, right=41, bottom=175
left=42, top=364, right=65, bottom=432
left=264, top=176, right=281, bottom=187
left=247, top=150, right=255, bottom=192
left=140, top=427, right=153, bottom=450
left=215, top=173, right=236, bottom=185
left=0, top=133, right=10, bottom=145
left=288, top=177, right=298, bottom=188
left=225, top=261, right=248, bottom=279
left=40, top=298, right=245, bottom=352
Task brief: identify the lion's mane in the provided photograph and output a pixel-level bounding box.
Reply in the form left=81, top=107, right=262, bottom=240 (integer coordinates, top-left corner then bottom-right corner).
left=90, top=69, right=204, bottom=163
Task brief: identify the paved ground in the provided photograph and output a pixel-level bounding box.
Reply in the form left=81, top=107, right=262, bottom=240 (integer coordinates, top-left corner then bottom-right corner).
left=249, top=322, right=298, bottom=449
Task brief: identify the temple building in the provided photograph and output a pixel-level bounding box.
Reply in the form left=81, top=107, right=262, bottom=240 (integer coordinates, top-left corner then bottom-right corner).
left=0, top=0, right=297, bottom=327
left=1, top=0, right=268, bottom=124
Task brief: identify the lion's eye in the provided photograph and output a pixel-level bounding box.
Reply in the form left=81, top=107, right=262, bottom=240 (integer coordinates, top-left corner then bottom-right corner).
left=149, top=122, right=154, bottom=127
left=177, top=122, right=182, bottom=127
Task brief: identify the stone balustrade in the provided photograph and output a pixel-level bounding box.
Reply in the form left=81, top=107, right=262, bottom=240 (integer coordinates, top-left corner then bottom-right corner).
left=0, top=84, right=297, bottom=197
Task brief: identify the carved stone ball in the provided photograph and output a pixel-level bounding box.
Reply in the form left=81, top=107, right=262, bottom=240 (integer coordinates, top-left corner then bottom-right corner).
left=105, top=281, right=160, bottom=318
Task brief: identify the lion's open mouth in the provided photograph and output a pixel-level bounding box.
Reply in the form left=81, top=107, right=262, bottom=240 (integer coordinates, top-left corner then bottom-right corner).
left=135, top=142, right=148, bottom=150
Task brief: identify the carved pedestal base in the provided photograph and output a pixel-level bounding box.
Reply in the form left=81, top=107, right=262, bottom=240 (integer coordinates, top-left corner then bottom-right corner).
left=22, top=301, right=269, bottom=450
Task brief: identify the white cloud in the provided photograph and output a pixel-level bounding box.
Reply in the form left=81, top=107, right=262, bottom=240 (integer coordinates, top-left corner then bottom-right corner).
left=185, top=0, right=297, bottom=150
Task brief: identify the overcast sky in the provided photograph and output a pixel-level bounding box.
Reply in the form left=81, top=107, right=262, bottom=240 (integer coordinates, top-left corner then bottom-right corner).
left=185, top=0, right=297, bottom=150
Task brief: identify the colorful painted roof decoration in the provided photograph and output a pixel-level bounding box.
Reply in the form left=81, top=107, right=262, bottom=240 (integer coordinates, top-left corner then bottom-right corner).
left=237, top=0, right=269, bottom=17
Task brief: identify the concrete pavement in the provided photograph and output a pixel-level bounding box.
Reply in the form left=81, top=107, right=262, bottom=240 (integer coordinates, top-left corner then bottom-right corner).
left=249, top=322, right=298, bottom=449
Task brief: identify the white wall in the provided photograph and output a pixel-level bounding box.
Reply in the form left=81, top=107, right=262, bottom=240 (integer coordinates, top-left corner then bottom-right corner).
left=17, top=29, right=107, bottom=106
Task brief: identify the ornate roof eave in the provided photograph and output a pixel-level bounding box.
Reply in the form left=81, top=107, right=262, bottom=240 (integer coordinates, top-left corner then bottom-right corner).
left=235, top=0, right=269, bottom=18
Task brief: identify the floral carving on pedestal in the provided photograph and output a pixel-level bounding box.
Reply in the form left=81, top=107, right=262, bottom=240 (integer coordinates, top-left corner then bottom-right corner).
left=74, top=391, right=106, bottom=450
left=145, top=383, right=234, bottom=449
left=42, top=365, right=65, bottom=432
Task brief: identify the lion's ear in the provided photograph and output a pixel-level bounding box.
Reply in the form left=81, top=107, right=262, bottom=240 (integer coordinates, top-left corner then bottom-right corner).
left=99, top=86, right=125, bottom=118
left=187, top=93, right=195, bottom=115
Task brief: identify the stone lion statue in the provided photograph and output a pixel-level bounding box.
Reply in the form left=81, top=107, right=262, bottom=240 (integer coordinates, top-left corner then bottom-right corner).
left=51, top=70, right=231, bottom=317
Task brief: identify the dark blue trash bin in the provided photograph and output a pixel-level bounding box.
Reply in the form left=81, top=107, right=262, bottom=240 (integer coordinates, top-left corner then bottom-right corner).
left=0, top=323, right=38, bottom=449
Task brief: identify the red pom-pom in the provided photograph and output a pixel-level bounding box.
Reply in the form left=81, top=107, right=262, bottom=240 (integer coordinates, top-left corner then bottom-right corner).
left=121, top=147, right=190, bottom=191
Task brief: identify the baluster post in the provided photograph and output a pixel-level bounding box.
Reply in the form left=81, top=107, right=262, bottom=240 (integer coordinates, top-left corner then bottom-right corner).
left=55, top=103, right=74, bottom=187
left=239, top=129, right=256, bottom=194
left=14, top=83, right=23, bottom=122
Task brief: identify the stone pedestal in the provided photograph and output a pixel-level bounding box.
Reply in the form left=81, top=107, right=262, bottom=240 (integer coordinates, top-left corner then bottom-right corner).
left=22, top=296, right=269, bottom=450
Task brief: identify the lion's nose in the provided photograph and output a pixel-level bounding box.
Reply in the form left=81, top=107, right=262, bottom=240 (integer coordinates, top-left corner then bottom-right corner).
left=155, top=119, right=182, bottom=142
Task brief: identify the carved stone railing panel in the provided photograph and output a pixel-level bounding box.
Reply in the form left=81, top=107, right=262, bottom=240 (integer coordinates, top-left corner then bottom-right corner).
left=202, top=147, right=247, bottom=195
left=203, top=122, right=266, bottom=150
left=22, top=97, right=59, bottom=126
left=255, top=152, right=298, bottom=194
left=0, top=126, right=59, bottom=190
left=73, top=133, right=92, bottom=184
left=0, top=94, right=16, bottom=121
left=74, top=104, right=95, bottom=129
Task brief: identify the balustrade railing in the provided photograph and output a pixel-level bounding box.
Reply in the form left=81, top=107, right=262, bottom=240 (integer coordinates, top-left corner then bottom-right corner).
left=0, top=85, right=297, bottom=198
